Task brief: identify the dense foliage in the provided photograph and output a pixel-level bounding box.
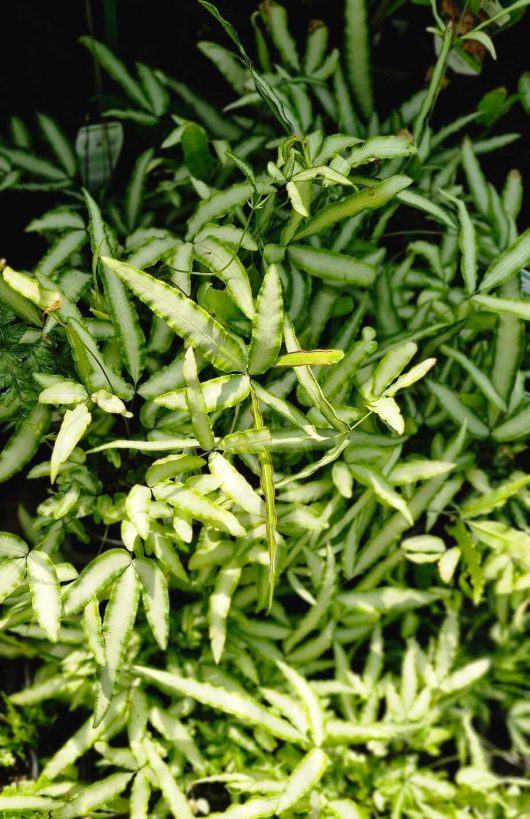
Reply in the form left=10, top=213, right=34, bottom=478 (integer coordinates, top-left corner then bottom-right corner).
left=1, top=1, right=530, bottom=816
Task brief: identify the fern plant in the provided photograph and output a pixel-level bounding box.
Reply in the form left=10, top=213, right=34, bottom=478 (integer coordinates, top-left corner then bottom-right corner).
left=1, top=1, right=530, bottom=817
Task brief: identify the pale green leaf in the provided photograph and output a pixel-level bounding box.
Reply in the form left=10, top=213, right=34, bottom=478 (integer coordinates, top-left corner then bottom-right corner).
left=135, top=557, right=170, bottom=649
left=102, top=257, right=247, bottom=373
left=50, top=404, right=92, bottom=482
left=27, top=550, right=61, bottom=642
left=248, top=264, right=283, bottom=375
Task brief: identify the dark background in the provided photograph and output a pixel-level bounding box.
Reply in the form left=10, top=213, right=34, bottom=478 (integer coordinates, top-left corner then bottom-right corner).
left=1, top=0, right=529, bottom=268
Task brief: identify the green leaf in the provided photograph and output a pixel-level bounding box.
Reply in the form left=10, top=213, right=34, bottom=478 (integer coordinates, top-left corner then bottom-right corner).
left=101, top=257, right=248, bottom=373
left=50, top=403, right=92, bottom=482
left=0, top=532, right=29, bottom=559
left=198, top=1, right=296, bottom=133
left=0, top=798, right=59, bottom=812
left=194, top=237, right=254, bottom=320
left=209, top=452, right=263, bottom=516
left=39, top=380, right=88, bottom=406
left=337, top=587, right=437, bottom=612
left=66, top=317, right=134, bottom=399
left=198, top=41, right=248, bottom=94
left=295, top=175, right=412, bottom=241
left=156, top=374, right=250, bottom=412
left=0, top=404, right=51, bottom=484
left=41, top=693, right=128, bottom=780
left=461, top=475, right=530, bottom=518
left=462, top=137, right=489, bottom=216
left=209, top=561, right=241, bottom=663
left=52, top=772, right=133, bottom=819
left=36, top=230, right=87, bottom=279
left=183, top=346, right=215, bottom=450
left=287, top=245, right=375, bottom=287
left=134, top=664, right=303, bottom=742
left=284, top=545, right=336, bottom=653
left=349, top=464, right=413, bottom=524
left=469, top=520, right=530, bottom=568
left=135, top=557, right=170, bottom=650
left=277, top=661, right=325, bottom=747
left=136, top=62, right=169, bottom=115
left=427, top=380, right=489, bottom=438
left=37, top=113, right=77, bottom=177
left=388, top=460, right=454, bottom=484
left=126, top=148, right=155, bottom=231
left=82, top=597, right=106, bottom=666
left=492, top=404, right=530, bottom=441
left=276, top=349, right=344, bottom=367
left=277, top=748, right=328, bottom=813
left=186, top=182, right=253, bottom=240
left=130, top=770, right=151, bottom=819
left=0, top=274, right=43, bottom=326
left=441, top=191, right=477, bottom=294
left=153, top=483, right=246, bottom=537
left=126, top=484, right=151, bottom=540
left=480, top=228, right=530, bottom=291
left=284, top=319, right=349, bottom=434
left=84, top=190, right=146, bottom=384
left=27, top=550, right=61, bottom=642
left=248, top=264, right=283, bottom=375
left=367, top=396, right=404, bottom=435
left=0, top=146, right=67, bottom=180
left=440, top=345, right=507, bottom=411
left=63, top=549, right=132, bottom=616
left=473, top=293, right=530, bottom=321
left=96, top=564, right=140, bottom=723
left=79, top=36, right=151, bottom=109
left=344, top=0, right=373, bottom=119
left=142, top=736, right=194, bottom=819
left=0, top=558, right=27, bottom=605
left=371, top=341, right=417, bottom=397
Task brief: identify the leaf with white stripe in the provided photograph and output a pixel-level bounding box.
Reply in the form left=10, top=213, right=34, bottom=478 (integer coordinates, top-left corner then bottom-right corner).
left=153, top=483, right=246, bottom=537
left=37, top=113, right=77, bottom=177
left=126, top=149, right=154, bottom=231
left=0, top=532, right=29, bottom=559
left=142, top=736, right=194, bottom=819
left=480, top=228, right=530, bottom=292
left=63, top=549, right=132, bottom=615
left=27, top=550, right=61, bottom=642
left=130, top=770, right=151, bottom=819
left=52, top=772, right=133, bottom=819
left=248, top=264, right=283, bottom=374
left=209, top=561, right=241, bottom=663
left=84, top=190, right=146, bottom=383
left=0, top=558, right=27, bottom=605
left=135, top=557, right=169, bottom=649
left=349, top=464, right=413, bottom=524
left=102, top=257, right=247, bottom=373
left=50, top=404, right=91, bottom=482
left=126, top=484, right=151, bottom=540
left=276, top=748, right=329, bottom=814
left=95, top=564, right=140, bottom=725
left=79, top=37, right=150, bottom=109
left=184, top=346, right=215, bottom=450
left=209, top=452, right=263, bottom=516
left=82, top=597, right=106, bottom=665
left=277, top=661, right=325, bottom=747
left=134, top=665, right=303, bottom=742
left=194, top=236, right=254, bottom=319
left=441, top=191, right=477, bottom=294
left=156, top=373, right=250, bottom=412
